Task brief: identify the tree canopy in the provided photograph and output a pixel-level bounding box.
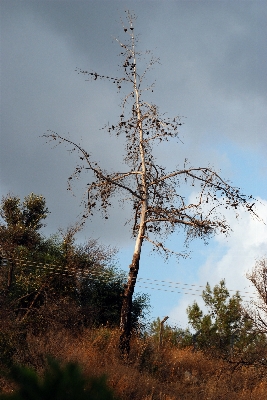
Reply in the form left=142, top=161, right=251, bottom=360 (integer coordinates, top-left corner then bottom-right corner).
left=187, top=280, right=266, bottom=362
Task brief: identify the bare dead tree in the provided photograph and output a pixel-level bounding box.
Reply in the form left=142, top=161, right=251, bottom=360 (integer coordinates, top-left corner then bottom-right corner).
left=246, top=258, right=267, bottom=334
left=43, top=11, right=259, bottom=355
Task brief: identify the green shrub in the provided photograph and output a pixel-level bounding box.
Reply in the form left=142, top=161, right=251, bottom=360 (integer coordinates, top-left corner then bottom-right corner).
left=0, top=358, right=118, bottom=400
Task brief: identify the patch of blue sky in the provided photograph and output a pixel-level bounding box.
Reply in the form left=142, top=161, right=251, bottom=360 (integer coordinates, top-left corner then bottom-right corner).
left=214, top=139, right=267, bottom=200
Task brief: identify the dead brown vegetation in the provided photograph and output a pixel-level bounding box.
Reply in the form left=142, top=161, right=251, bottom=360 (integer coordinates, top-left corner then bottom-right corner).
left=1, top=326, right=267, bottom=399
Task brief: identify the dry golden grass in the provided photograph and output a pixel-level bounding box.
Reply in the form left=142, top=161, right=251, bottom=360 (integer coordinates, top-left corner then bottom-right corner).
left=1, top=326, right=267, bottom=399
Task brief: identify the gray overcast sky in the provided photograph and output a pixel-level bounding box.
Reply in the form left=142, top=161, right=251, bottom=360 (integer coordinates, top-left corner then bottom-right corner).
left=1, top=1, right=267, bottom=326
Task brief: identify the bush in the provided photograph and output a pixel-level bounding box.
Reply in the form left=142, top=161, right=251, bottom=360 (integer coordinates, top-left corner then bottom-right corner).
left=0, top=358, right=118, bottom=400
left=0, top=194, right=150, bottom=339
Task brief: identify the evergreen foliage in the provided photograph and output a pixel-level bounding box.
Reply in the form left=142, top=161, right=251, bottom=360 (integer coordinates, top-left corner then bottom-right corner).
left=0, top=358, right=118, bottom=400
left=0, top=193, right=48, bottom=253
left=187, top=280, right=266, bottom=360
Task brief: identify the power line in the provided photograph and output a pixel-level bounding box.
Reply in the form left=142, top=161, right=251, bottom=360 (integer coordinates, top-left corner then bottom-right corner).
left=137, top=277, right=254, bottom=295
left=135, top=280, right=255, bottom=300
left=0, top=254, right=256, bottom=300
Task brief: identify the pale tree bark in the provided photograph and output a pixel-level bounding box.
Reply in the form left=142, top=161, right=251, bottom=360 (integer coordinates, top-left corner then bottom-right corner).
left=119, top=41, right=149, bottom=354
left=119, top=207, right=146, bottom=354
left=43, top=11, right=260, bottom=356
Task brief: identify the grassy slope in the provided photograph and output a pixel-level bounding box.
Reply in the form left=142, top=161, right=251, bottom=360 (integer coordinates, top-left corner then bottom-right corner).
left=1, top=327, right=267, bottom=400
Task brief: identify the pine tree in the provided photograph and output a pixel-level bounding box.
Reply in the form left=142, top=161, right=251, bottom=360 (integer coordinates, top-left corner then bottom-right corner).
left=187, top=280, right=263, bottom=360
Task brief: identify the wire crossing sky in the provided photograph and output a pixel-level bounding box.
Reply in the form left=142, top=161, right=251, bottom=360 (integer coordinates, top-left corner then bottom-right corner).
left=1, top=1, right=267, bottom=327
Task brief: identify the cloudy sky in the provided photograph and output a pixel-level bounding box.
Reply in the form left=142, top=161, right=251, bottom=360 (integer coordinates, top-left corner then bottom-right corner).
left=1, top=1, right=267, bottom=328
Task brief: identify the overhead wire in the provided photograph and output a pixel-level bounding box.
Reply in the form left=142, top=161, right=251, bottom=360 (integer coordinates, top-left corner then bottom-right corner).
left=0, top=254, right=256, bottom=301
left=135, top=282, right=255, bottom=301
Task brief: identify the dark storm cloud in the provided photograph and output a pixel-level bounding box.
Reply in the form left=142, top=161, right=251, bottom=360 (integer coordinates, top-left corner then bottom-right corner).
left=0, top=1, right=127, bottom=243
left=142, top=1, right=267, bottom=149
left=1, top=0, right=266, bottom=247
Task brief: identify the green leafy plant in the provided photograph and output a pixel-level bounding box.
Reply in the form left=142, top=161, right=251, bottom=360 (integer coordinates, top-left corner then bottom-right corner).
left=187, top=280, right=266, bottom=361
left=0, top=358, right=118, bottom=400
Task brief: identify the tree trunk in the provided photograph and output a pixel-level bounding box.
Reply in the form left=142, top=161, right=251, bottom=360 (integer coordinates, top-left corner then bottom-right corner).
left=119, top=251, right=141, bottom=356
left=119, top=208, right=146, bottom=356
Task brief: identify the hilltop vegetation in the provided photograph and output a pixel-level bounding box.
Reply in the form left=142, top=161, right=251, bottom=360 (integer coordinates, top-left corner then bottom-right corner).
left=1, top=193, right=267, bottom=399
